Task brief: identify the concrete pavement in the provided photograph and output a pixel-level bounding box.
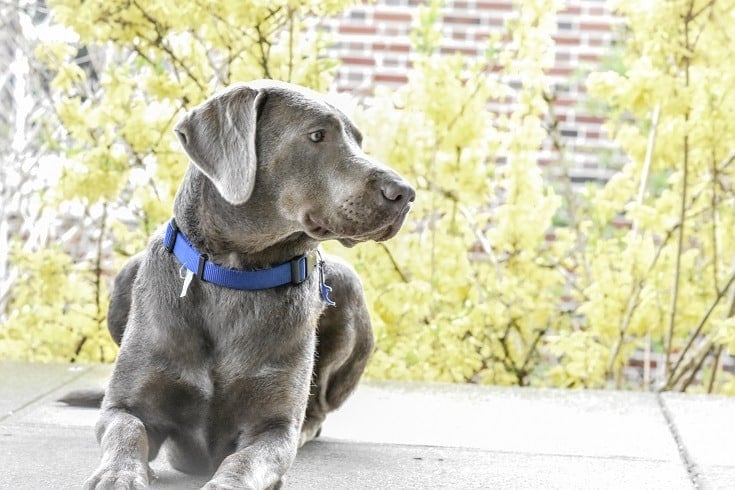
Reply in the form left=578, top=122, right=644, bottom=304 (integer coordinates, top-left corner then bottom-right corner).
left=0, top=361, right=732, bottom=489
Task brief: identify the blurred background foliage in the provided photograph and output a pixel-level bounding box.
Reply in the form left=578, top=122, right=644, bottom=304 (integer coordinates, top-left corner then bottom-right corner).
left=1, top=0, right=735, bottom=394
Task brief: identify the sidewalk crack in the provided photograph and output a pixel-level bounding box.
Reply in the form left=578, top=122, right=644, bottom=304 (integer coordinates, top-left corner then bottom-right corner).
left=657, top=393, right=701, bottom=489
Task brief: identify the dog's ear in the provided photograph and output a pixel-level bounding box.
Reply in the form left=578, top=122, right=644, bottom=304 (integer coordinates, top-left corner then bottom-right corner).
left=174, top=86, right=265, bottom=205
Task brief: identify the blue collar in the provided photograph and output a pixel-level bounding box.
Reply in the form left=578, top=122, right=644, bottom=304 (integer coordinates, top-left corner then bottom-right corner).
left=163, top=219, right=335, bottom=305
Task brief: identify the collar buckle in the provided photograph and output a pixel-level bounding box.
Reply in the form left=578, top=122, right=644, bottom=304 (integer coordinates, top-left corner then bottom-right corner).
left=290, top=252, right=317, bottom=285
left=196, top=253, right=208, bottom=279
left=164, top=219, right=179, bottom=253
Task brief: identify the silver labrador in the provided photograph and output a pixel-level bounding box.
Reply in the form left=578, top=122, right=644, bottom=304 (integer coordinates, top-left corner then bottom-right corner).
left=84, top=80, right=415, bottom=489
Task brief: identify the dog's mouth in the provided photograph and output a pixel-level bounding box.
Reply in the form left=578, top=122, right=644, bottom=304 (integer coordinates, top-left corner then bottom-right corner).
left=303, top=213, right=334, bottom=239
left=303, top=203, right=412, bottom=245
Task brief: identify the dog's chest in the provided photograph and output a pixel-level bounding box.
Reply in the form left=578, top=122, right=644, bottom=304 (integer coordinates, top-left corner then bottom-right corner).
left=192, top=275, right=324, bottom=337
left=165, top=275, right=323, bottom=386
left=135, top=279, right=321, bottom=463
left=130, top=264, right=322, bottom=425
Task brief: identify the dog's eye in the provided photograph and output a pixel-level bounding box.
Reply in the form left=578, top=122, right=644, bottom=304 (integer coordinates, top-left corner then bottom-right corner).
left=308, top=130, right=325, bottom=143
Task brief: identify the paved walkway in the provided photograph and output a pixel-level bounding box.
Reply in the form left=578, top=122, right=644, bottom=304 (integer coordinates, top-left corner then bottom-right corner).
left=0, top=361, right=732, bottom=489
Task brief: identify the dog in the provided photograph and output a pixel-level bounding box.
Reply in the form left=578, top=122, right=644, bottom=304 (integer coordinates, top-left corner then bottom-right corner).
left=79, top=80, right=415, bottom=489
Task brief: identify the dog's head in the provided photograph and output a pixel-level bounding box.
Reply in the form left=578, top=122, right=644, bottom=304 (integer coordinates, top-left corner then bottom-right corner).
left=173, top=80, right=415, bottom=248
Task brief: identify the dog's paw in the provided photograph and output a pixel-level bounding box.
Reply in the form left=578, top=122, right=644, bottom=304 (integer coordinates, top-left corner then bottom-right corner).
left=201, top=474, right=245, bottom=490
left=201, top=480, right=239, bottom=490
left=201, top=477, right=283, bottom=490
left=298, top=419, right=322, bottom=447
left=83, top=463, right=150, bottom=490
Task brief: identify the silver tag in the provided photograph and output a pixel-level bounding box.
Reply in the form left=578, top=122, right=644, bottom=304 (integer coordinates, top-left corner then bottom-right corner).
left=179, top=267, right=194, bottom=298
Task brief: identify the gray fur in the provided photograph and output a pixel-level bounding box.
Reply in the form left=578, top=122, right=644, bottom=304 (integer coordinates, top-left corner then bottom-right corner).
left=83, top=80, right=414, bottom=490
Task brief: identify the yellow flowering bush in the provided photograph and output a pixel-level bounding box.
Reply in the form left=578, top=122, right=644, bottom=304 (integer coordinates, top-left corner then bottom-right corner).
left=3, top=0, right=735, bottom=395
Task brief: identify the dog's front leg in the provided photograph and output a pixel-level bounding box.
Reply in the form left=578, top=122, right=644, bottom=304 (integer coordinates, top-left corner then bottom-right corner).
left=84, top=409, right=153, bottom=490
left=202, top=423, right=298, bottom=490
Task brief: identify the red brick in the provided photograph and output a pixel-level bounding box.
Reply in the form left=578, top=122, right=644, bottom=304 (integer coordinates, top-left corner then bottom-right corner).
left=440, top=46, right=482, bottom=56
left=554, top=34, right=582, bottom=45
left=474, top=32, right=490, bottom=43
left=342, top=56, right=377, bottom=66
left=374, top=73, right=409, bottom=84
left=550, top=67, right=573, bottom=76
left=553, top=96, right=575, bottom=107
left=476, top=1, right=515, bottom=12
left=579, top=53, right=600, bottom=63
left=374, top=10, right=412, bottom=23
left=380, top=27, right=405, bottom=36
left=373, top=42, right=411, bottom=53
left=576, top=115, right=605, bottom=124
left=581, top=22, right=612, bottom=31
left=556, top=51, right=571, bottom=62
left=588, top=6, right=606, bottom=16
left=588, top=38, right=605, bottom=47
left=339, top=25, right=377, bottom=35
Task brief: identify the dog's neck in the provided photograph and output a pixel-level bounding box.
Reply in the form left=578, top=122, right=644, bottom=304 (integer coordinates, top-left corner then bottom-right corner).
left=173, top=168, right=319, bottom=269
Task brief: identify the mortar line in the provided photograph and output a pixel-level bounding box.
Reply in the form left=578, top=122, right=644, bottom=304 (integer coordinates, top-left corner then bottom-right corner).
left=656, top=392, right=701, bottom=489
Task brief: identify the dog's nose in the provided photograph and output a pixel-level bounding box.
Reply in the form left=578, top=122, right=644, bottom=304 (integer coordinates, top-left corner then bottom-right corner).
left=381, top=179, right=416, bottom=204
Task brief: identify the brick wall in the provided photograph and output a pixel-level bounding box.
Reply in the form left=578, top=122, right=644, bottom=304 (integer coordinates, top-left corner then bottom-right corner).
left=318, top=0, right=625, bottom=184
